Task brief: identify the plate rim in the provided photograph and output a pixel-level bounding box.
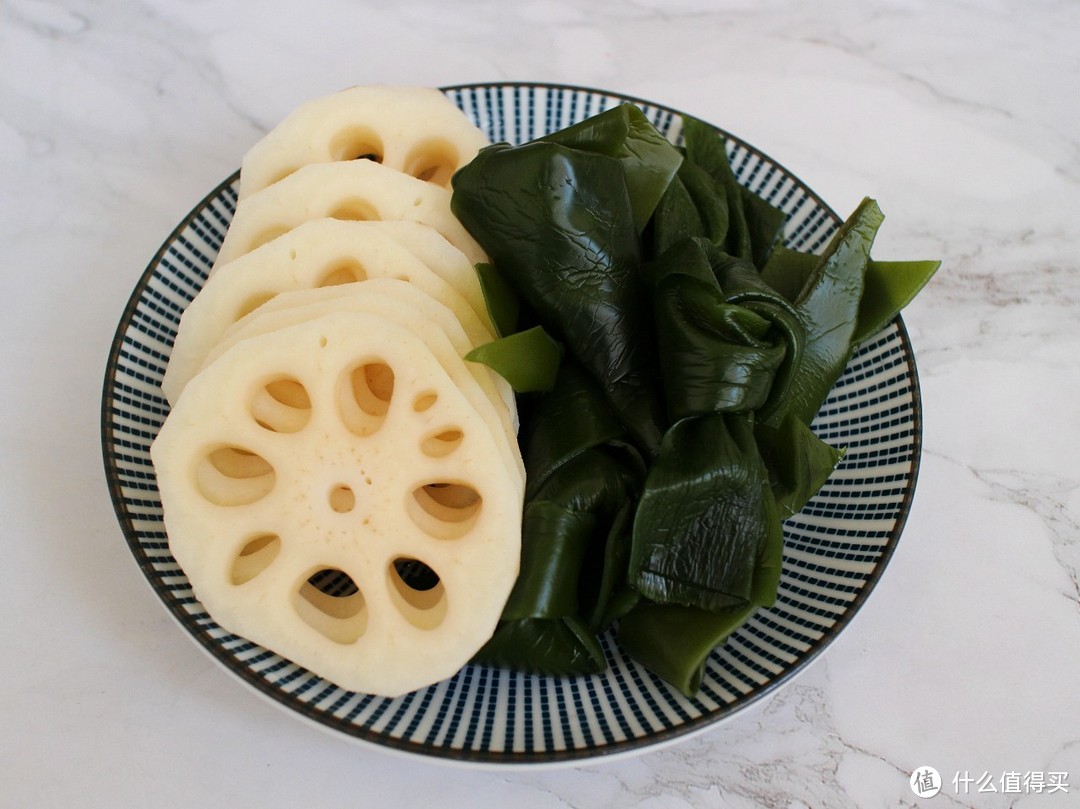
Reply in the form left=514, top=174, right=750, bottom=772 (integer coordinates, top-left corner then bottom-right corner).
left=100, top=81, right=923, bottom=766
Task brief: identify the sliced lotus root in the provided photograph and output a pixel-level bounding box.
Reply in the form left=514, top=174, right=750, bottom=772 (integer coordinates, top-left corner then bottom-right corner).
left=373, top=218, right=488, bottom=321
left=163, top=219, right=495, bottom=405
left=199, top=281, right=522, bottom=488
left=151, top=311, right=523, bottom=697
left=213, top=159, right=488, bottom=271
left=237, top=85, right=489, bottom=199
left=207, top=278, right=515, bottom=426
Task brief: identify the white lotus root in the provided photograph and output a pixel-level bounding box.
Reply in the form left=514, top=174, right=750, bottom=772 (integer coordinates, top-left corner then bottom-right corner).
left=162, top=218, right=495, bottom=405
left=212, top=159, right=488, bottom=271
left=151, top=312, right=523, bottom=697
left=237, top=85, right=489, bottom=199
left=201, top=281, right=522, bottom=487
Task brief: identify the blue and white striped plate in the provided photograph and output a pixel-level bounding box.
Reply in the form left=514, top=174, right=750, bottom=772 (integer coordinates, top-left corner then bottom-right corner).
left=101, top=83, right=922, bottom=765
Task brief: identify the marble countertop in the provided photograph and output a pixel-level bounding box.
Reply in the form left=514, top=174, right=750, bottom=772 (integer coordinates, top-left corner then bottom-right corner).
left=3, top=0, right=1078, bottom=806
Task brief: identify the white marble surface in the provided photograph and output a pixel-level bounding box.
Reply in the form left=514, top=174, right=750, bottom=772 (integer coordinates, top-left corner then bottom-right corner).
left=2, top=0, right=1078, bottom=805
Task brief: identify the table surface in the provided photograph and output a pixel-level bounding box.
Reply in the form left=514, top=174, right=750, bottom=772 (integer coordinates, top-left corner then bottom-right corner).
left=3, top=1, right=1079, bottom=806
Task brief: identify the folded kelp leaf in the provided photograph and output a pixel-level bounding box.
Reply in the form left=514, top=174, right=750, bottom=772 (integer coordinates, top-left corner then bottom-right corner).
left=451, top=104, right=683, bottom=458
left=629, top=412, right=783, bottom=613
left=510, top=450, right=639, bottom=630
left=705, top=246, right=805, bottom=424
left=618, top=427, right=785, bottom=697
left=473, top=448, right=639, bottom=676
left=762, top=246, right=941, bottom=346
left=472, top=615, right=606, bottom=678
left=648, top=155, right=729, bottom=255
left=738, top=184, right=788, bottom=271
left=655, top=275, right=786, bottom=418
left=761, top=197, right=884, bottom=428
left=543, top=103, right=684, bottom=234
left=464, top=325, right=562, bottom=393
left=472, top=261, right=521, bottom=337
left=756, top=412, right=846, bottom=519
left=643, top=238, right=802, bottom=423
left=616, top=600, right=755, bottom=697
left=665, top=116, right=786, bottom=266
left=517, top=358, right=628, bottom=501
left=852, top=257, right=940, bottom=344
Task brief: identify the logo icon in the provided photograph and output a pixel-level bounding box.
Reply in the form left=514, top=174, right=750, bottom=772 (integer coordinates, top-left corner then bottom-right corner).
left=911, top=766, right=942, bottom=798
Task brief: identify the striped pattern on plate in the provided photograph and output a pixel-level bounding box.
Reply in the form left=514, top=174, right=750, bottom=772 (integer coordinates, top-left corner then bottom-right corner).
left=101, top=82, right=922, bottom=765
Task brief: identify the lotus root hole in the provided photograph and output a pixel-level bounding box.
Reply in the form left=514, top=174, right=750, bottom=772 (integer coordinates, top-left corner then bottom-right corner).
left=230, top=533, right=281, bottom=585
left=408, top=482, right=481, bottom=540
left=329, top=484, right=356, bottom=513
left=329, top=197, right=378, bottom=222
left=412, top=391, right=437, bottom=412
left=338, top=361, right=395, bottom=436
left=316, top=257, right=367, bottom=287
left=293, top=567, right=367, bottom=644
left=248, top=224, right=290, bottom=253
left=404, top=138, right=459, bottom=187
left=420, top=428, right=463, bottom=458
left=251, top=377, right=312, bottom=433
left=328, top=126, right=384, bottom=163
left=389, top=558, right=447, bottom=630
left=195, top=445, right=276, bottom=507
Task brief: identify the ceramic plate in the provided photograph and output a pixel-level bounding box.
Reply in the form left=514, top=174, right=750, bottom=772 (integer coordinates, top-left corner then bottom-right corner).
left=102, top=82, right=922, bottom=765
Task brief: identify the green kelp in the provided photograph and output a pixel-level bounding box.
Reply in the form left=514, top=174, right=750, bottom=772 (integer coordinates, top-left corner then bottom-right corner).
left=454, top=104, right=939, bottom=694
